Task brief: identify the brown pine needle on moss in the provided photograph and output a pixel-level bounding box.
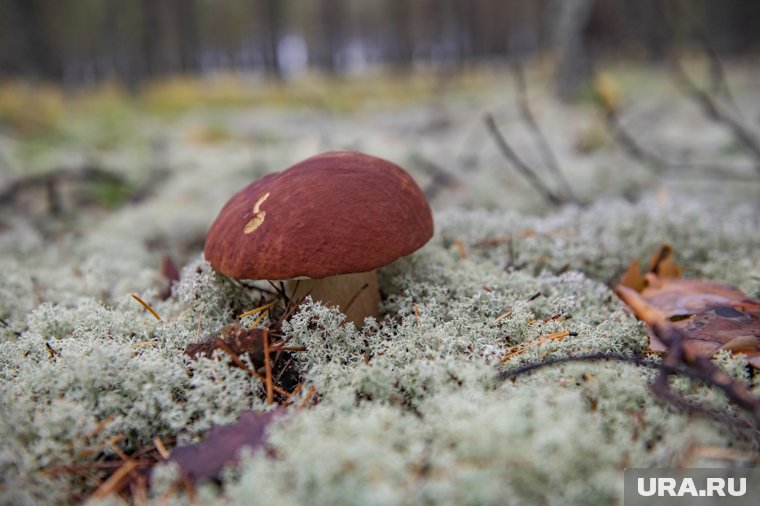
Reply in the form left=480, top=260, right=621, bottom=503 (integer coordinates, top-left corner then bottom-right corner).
left=90, top=459, right=140, bottom=500
left=70, top=415, right=115, bottom=449
left=499, top=331, right=573, bottom=363
left=239, top=301, right=277, bottom=319
left=248, top=310, right=270, bottom=329
left=108, top=435, right=130, bottom=461
left=130, top=294, right=162, bottom=321
left=270, top=345, right=306, bottom=352
left=153, top=436, right=170, bottom=460
left=77, top=434, right=126, bottom=459
left=212, top=337, right=292, bottom=399
left=299, top=385, right=317, bottom=410
left=263, top=328, right=274, bottom=404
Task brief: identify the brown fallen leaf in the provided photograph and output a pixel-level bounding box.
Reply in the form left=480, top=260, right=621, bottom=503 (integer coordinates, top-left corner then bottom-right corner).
left=617, top=245, right=760, bottom=367
left=185, top=325, right=267, bottom=368
left=160, top=409, right=284, bottom=484
left=646, top=244, right=682, bottom=278
left=619, top=259, right=646, bottom=292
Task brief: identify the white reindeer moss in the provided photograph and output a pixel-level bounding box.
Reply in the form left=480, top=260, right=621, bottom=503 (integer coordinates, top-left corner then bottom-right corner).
left=1, top=190, right=758, bottom=505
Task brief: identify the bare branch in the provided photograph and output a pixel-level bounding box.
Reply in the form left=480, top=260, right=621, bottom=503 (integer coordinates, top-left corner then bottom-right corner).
left=483, top=113, right=564, bottom=206
left=670, top=57, right=760, bottom=174
left=409, top=153, right=462, bottom=201
left=595, top=89, right=760, bottom=181
left=600, top=105, right=669, bottom=173
left=511, top=63, right=579, bottom=204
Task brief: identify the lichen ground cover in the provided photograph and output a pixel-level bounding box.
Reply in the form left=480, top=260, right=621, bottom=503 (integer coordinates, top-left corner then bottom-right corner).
left=1, top=69, right=759, bottom=505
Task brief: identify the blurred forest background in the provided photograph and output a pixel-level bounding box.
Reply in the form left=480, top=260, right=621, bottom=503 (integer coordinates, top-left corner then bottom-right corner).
left=1, top=0, right=759, bottom=95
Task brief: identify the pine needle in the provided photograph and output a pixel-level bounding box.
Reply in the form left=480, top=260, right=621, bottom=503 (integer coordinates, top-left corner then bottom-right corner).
left=130, top=294, right=162, bottom=321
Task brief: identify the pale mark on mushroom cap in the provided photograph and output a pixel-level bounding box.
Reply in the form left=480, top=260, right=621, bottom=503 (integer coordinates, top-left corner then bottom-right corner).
left=244, top=192, right=270, bottom=234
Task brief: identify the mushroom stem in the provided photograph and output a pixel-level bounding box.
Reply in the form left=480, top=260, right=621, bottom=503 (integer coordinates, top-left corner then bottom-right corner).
left=287, top=271, right=380, bottom=327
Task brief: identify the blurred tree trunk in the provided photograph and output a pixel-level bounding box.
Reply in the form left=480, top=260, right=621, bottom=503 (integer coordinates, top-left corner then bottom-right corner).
left=552, top=0, right=596, bottom=101
left=101, top=0, right=124, bottom=81
left=11, top=0, right=60, bottom=80
left=259, top=0, right=282, bottom=78
left=319, top=0, right=344, bottom=74
left=141, top=0, right=162, bottom=78
left=388, top=0, right=413, bottom=70
left=176, top=0, right=200, bottom=73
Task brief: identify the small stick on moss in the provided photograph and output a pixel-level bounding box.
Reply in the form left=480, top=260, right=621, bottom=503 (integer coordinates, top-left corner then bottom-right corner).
left=498, top=351, right=759, bottom=443
left=269, top=346, right=306, bottom=352
left=213, top=338, right=291, bottom=399
left=299, top=385, right=318, bottom=410
left=42, top=460, right=152, bottom=477
left=499, top=331, right=574, bottom=363
left=496, top=352, right=655, bottom=382
left=45, top=342, right=61, bottom=360
left=494, top=308, right=512, bottom=323
left=77, top=434, right=126, bottom=459
left=247, top=309, right=270, bottom=329
left=289, top=382, right=303, bottom=398
left=195, top=310, right=204, bottom=339
left=239, top=301, right=277, bottom=319
left=90, top=459, right=140, bottom=500
left=130, top=294, right=161, bottom=321
left=153, top=437, right=170, bottom=460
left=107, top=436, right=130, bottom=461
left=70, top=415, right=115, bottom=449
left=263, top=329, right=274, bottom=405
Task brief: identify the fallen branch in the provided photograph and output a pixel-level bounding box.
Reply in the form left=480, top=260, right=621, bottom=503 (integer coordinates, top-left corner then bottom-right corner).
left=616, top=285, right=760, bottom=422
left=497, top=349, right=760, bottom=445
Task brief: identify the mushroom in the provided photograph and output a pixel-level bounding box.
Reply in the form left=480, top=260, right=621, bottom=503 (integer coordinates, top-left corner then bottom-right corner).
left=204, top=151, right=433, bottom=325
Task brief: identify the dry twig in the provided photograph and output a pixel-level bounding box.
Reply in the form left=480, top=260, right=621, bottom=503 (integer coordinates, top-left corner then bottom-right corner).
left=511, top=63, right=578, bottom=203
left=483, top=113, right=564, bottom=206
left=670, top=58, right=760, bottom=175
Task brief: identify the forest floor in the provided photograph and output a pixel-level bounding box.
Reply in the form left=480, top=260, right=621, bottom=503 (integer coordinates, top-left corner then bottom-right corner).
left=1, top=62, right=760, bottom=505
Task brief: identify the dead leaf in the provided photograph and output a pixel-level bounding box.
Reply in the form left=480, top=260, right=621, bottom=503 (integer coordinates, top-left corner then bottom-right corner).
left=185, top=325, right=302, bottom=402
left=619, top=259, right=646, bottom=292
left=162, top=409, right=284, bottom=483
left=616, top=245, right=760, bottom=367
left=646, top=244, right=682, bottom=278
left=185, top=325, right=267, bottom=368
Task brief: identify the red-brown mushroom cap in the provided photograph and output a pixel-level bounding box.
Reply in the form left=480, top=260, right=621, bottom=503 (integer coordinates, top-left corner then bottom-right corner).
left=204, top=151, right=433, bottom=280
